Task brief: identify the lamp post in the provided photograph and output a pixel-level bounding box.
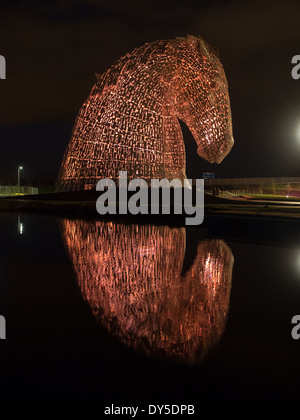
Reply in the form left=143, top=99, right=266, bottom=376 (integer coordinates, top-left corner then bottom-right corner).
left=17, top=166, right=23, bottom=194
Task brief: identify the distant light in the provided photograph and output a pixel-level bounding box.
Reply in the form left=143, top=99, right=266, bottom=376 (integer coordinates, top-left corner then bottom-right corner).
left=19, top=166, right=23, bottom=170
left=19, top=223, right=23, bottom=235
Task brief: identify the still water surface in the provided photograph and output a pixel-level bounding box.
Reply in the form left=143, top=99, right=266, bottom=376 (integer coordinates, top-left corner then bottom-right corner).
left=1, top=213, right=300, bottom=400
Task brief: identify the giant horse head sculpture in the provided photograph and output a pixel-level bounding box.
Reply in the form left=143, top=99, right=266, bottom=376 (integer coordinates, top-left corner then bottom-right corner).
left=56, top=35, right=234, bottom=192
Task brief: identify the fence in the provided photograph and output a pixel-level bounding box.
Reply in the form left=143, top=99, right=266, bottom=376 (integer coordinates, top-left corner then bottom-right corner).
left=0, top=186, right=39, bottom=196
left=202, top=177, right=300, bottom=187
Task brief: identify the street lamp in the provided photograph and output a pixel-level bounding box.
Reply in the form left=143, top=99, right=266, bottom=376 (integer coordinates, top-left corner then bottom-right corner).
left=17, top=166, right=23, bottom=194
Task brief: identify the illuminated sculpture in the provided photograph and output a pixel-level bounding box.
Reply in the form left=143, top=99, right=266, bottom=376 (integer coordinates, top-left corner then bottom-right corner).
left=56, top=35, right=234, bottom=192
left=61, top=220, right=234, bottom=364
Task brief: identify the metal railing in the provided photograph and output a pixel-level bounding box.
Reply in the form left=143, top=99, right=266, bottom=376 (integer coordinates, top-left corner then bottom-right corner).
left=0, top=186, right=39, bottom=196
left=202, top=177, right=300, bottom=187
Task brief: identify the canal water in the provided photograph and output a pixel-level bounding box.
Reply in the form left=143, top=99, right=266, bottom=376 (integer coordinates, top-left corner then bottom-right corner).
left=0, top=213, right=300, bottom=400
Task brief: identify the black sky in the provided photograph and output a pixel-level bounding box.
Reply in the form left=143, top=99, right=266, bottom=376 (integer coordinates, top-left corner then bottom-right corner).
left=1, top=0, right=300, bottom=182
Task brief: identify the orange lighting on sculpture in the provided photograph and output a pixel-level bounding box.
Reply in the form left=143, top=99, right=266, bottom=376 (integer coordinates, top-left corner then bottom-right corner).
left=56, top=35, right=234, bottom=192
left=61, top=220, right=234, bottom=364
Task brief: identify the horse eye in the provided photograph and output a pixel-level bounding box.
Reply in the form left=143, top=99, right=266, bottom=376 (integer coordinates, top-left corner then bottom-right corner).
left=209, top=80, right=216, bottom=88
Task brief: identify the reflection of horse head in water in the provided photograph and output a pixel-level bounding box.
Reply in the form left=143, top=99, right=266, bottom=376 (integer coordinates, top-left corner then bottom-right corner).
left=61, top=220, right=234, bottom=365
left=56, top=35, right=234, bottom=192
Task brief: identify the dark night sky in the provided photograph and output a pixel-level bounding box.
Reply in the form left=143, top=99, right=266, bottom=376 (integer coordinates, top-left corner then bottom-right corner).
left=1, top=0, right=300, bottom=183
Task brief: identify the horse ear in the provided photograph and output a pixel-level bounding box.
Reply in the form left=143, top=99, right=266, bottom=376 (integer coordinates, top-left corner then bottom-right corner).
left=196, top=37, right=210, bottom=62
left=181, top=35, right=208, bottom=61
left=212, top=46, right=220, bottom=59
left=185, top=34, right=202, bottom=51
left=198, top=37, right=220, bottom=60
left=196, top=37, right=220, bottom=61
